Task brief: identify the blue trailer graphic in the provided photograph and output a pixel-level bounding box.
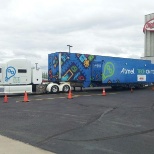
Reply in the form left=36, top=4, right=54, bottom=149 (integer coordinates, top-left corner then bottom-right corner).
left=48, top=52, right=154, bottom=88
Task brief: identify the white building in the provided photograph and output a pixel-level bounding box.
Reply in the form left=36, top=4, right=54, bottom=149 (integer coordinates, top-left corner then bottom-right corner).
left=143, top=13, right=154, bottom=63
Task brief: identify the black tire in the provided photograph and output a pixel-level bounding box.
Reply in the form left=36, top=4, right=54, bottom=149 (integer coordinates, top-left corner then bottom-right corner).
left=63, top=85, right=70, bottom=93
left=51, top=85, right=59, bottom=93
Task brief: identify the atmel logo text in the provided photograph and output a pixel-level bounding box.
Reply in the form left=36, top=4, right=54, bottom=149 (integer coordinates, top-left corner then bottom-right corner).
left=120, top=68, right=135, bottom=74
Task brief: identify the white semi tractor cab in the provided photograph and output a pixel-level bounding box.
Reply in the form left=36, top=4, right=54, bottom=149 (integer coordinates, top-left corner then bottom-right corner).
left=0, top=59, right=71, bottom=94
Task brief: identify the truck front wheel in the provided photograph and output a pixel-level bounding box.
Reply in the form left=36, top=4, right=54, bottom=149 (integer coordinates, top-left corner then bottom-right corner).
left=63, top=85, right=70, bottom=93
left=51, top=85, right=59, bottom=93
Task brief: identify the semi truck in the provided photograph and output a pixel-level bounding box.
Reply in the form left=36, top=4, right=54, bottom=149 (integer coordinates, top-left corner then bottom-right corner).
left=0, top=59, right=71, bottom=94
left=48, top=52, right=154, bottom=91
left=1, top=52, right=154, bottom=94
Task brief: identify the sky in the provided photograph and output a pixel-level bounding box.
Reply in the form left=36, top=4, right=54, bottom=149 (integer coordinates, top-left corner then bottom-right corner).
left=0, top=0, right=153, bottom=71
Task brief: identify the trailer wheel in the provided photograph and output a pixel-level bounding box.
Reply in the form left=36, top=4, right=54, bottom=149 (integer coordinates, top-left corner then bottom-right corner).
left=51, top=85, right=59, bottom=93
left=63, top=85, right=70, bottom=93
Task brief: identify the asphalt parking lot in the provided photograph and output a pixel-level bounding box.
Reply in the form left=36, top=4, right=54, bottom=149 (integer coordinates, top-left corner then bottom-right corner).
left=0, top=88, right=154, bottom=154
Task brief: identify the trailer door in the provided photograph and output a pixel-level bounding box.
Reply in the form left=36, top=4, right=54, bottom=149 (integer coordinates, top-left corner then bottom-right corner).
left=91, top=62, right=102, bottom=81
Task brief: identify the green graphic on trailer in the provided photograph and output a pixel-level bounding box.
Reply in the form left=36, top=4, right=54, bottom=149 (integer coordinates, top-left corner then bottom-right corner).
left=102, top=62, right=115, bottom=81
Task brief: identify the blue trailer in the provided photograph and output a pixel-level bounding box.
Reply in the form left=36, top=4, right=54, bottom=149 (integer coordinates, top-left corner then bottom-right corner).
left=48, top=52, right=154, bottom=89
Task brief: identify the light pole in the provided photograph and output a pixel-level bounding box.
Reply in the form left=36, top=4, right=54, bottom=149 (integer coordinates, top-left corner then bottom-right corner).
left=67, top=45, right=73, bottom=53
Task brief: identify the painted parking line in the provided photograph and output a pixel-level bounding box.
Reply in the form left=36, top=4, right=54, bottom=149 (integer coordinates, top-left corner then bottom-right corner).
left=46, top=98, right=55, bottom=99
left=15, top=92, right=118, bottom=102
left=109, top=93, right=117, bottom=94
left=73, top=95, right=80, bottom=97
left=82, top=95, right=92, bottom=96
left=96, top=93, right=117, bottom=95
left=58, top=97, right=66, bottom=98
left=16, top=97, right=55, bottom=102
left=35, top=99, right=43, bottom=100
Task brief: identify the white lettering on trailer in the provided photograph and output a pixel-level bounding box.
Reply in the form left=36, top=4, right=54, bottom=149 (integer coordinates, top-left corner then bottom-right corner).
left=94, top=64, right=101, bottom=68
left=151, top=70, right=154, bottom=74
left=120, top=68, right=135, bottom=74
left=146, top=70, right=150, bottom=74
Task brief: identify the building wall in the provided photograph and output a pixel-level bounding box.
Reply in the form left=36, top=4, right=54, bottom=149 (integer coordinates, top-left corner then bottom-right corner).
left=144, top=13, right=154, bottom=57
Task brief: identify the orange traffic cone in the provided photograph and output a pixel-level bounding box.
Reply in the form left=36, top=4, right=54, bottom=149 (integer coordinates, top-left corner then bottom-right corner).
left=4, top=94, right=8, bottom=103
left=131, top=88, right=133, bottom=93
left=23, top=91, right=29, bottom=102
left=67, top=90, right=73, bottom=99
left=102, top=88, right=106, bottom=96
left=152, top=86, right=154, bottom=91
